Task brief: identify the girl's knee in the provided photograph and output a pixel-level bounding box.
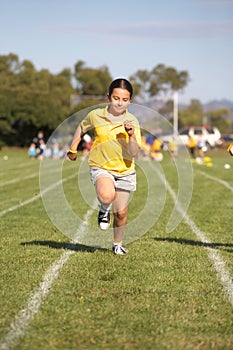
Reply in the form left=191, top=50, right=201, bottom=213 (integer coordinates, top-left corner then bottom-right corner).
left=98, top=190, right=115, bottom=204
left=96, top=177, right=115, bottom=204
left=114, top=208, right=128, bottom=221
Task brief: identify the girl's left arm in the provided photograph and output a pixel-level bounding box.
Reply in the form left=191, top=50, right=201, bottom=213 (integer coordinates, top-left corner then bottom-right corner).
left=124, top=120, right=140, bottom=157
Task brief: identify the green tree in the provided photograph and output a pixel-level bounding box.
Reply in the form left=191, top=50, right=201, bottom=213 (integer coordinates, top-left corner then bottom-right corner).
left=178, top=99, right=204, bottom=128
left=130, top=64, right=189, bottom=100
left=0, top=53, right=192, bottom=147
left=0, top=53, right=74, bottom=146
left=206, top=109, right=232, bottom=133
left=74, top=61, right=112, bottom=96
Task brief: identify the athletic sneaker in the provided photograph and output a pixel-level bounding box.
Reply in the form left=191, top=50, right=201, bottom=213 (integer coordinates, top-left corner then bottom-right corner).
left=98, top=206, right=111, bottom=230
left=112, top=244, right=128, bottom=255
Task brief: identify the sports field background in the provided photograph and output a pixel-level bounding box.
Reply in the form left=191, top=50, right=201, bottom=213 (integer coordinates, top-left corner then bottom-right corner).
left=0, top=148, right=233, bottom=350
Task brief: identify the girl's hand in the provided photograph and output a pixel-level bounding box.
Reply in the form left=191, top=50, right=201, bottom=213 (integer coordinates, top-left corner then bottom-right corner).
left=67, top=150, right=77, bottom=161
left=228, top=142, right=233, bottom=156
left=124, top=121, right=134, bottom=137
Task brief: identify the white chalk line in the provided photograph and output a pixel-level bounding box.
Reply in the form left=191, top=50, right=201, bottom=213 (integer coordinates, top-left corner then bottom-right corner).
left=0, top=173, right=76, bottom=217
left=155, top=168, right=233, bottom=308
left=198, top=170, right=233, bottom=193
left=0, top=161, right=74, bottom=187
left=0, top=173, right=38, bottom=187
left=0, top=206, right=95, bottom=350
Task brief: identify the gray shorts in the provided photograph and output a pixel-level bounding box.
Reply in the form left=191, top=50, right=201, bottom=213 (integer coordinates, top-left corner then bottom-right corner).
left=89, top=167, right=136, bottom=192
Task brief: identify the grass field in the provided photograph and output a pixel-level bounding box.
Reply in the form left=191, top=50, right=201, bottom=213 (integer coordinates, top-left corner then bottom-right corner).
left=0, top=147, right=233, bottom=350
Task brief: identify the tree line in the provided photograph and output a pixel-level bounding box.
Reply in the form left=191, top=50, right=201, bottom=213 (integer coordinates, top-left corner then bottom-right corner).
left=0, top=53, right=231, bottom=148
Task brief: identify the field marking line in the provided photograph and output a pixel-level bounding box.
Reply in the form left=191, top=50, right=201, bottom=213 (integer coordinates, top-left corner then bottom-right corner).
left=0, top=173, right=76, bottom=217
left=155, top=168, right=233, bottom=308
left=198, top=170, right=233, bottom=193
left=0, top=162, right=74, bottom=187
left=0, top=206, right=95, bottom=350
left=0, top=161, right=35, bottom=173
left=0, top=173, right=38, bottom=187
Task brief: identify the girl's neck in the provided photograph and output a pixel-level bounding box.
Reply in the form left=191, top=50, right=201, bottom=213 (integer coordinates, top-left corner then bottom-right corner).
left=107, top=111, right=125, bottom=123
left=107, top=111, right=124, bottom=118
left=107, top=106, right=125, bottom=118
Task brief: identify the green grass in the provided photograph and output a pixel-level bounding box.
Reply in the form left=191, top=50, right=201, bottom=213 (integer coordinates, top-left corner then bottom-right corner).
left=0, top=148, right=233, bottom=350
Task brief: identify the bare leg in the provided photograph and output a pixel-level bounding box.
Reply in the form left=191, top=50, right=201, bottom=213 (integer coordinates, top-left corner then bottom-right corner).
left=95, top=177, right=131, bottom=247
left=198, top=148, right=204, bottom=160
left=94, top=176, right=115, bottom=230
left=95, top=176, right=116, bottom=205
left=112, top=190, right=130, bottom=243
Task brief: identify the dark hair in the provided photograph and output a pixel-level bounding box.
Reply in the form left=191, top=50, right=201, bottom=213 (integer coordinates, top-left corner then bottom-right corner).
left=108, top=78, right=133, bottom=98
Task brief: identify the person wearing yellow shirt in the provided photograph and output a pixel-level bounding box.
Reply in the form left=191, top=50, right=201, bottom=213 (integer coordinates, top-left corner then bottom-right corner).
left=150, top=137, right=164, bottom=161
left=67, top=78, right=141, bottom=255
left=187, top=134, right=196, bottom=159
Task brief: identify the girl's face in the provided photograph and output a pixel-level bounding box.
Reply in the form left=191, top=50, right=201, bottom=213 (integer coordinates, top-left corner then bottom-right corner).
left=107, top=88, right=131, bottom=116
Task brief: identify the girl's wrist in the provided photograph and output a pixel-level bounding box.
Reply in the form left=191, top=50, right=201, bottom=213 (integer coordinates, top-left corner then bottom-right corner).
left=67, top=149, right=77, bottom=154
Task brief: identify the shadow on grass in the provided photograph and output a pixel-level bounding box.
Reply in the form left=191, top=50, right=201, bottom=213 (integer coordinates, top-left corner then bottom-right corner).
left=154, top=237, right=233, bottom=253
left=20, top=240, right=107, bottom=253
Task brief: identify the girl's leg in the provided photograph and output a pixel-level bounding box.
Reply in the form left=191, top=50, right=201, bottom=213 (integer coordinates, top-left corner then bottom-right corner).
left=95, top=176, right=116, bottom=205
left=95, top=176, right=115, bottom=230
left=112, top=190, right=131, bottom=243
left=198, top=147, right=204, bottom=159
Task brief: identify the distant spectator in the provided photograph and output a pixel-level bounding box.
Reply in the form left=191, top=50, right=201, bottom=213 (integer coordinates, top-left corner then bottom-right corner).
left=197, top=133, right=207, bottom=161
left=150, top=136, right=164, bottom=161
left=31, top=131, right=46, bottom=159
left=36, top=138, right=46, bottom=159
left=52, top=142, right=60, bottom=159
left=34, top=131, right=45, bottom=146
left=187, top=134, right=196, bottom=159
left=28, top=143, right=36, bottom=159
left=145, top=134, right=155, bottom=146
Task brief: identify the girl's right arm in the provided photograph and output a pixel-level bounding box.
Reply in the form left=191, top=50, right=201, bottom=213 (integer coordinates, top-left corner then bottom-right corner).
left=67, top=124, right=82, bottom=161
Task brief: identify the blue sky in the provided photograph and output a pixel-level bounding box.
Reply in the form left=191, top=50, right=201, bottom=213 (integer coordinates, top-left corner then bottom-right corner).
left=1, top=0, right=233, bottom=104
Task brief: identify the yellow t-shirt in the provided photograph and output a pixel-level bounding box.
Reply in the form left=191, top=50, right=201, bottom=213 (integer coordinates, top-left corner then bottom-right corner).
left=151, top=138, right=163, bottom=152
left=81, top=107, right=141, bottom=175
left=188, top=136, right=196, bottom=148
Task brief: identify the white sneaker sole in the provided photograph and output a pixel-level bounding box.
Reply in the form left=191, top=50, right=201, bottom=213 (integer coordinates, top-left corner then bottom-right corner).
left=99, top=222, right=110, bottom=230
